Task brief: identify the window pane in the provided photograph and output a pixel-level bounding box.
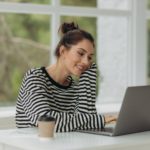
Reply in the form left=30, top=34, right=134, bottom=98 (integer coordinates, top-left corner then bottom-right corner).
left=61, top=0, right=97, bottom=8
left=0, top=13, right=51, bottom=106
left=61, top=16, right=96, bottom=43
left=147, top=21, right=150, bottom=83
left=148, top=0, right=150, bottom=9
left=98, top=0, right=130, bottom=10
left=97, top=16, right=128, bottom=104
left=0, top=0, right=51, bottom=4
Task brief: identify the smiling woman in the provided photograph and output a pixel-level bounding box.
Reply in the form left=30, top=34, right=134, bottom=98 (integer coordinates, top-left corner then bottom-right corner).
left=15, top=22, right=116, bottom=132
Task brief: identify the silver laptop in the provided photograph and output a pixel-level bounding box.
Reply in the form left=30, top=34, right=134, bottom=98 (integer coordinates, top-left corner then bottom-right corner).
left=77, top=85, right=150, bottom=136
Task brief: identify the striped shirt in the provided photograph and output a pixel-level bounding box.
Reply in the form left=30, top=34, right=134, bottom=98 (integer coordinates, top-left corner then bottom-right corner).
left=15, top=63, right=105, bottom=132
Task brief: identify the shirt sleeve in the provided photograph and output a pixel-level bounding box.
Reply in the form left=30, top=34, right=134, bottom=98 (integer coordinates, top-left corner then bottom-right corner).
left=77, top=63, right=105, bottom=129
left=78, top=63, right=98, bottom=113
left=18, top=69, right=104, bottom=132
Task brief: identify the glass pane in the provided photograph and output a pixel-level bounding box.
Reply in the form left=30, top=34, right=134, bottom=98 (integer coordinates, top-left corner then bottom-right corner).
left=0, top=13, right=51, bottom=106
left=147, top=21, right=150, bottom=83
left=98, top=0, right=130, bottom=10
left=61, top=16, right=97, bottom=61
left=148, top=0, right=150, bottom=9
left=0, top=0, right=51, bottom=4
left=61, top=0, right=97, bottom=8
left=97, top=16, right=128, bottom=104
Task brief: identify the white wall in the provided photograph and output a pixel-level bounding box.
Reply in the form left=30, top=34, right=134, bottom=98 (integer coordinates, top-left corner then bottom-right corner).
left=96, top=0, right=147, bottom=106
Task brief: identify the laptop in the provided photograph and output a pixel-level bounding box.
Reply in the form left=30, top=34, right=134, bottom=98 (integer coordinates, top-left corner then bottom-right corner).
left=77, top=85, right=150, bottom=136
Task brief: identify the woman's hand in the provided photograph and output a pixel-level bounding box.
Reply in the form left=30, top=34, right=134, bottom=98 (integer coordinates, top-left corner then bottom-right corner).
left=104, top=114, right=118, bottom=124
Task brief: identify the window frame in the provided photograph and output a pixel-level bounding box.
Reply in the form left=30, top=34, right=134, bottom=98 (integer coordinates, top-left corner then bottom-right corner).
left=0, top=0, right=147, bottom=116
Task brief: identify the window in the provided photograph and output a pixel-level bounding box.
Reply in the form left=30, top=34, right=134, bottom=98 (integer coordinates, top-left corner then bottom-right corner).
left=0, top=0, right=51, bottom=4
left=97, top=16, right=128, bottom=104
left=0, top=2, right=51, bottom=106
left=61, top=16, right=97, bottom=49
left=147, top=0, right=150, bottom=83
left=0, top=13, right=50, bottom=106
left=61, top=0, right=97, bottom=7
left=0, top=0, right=147, bottom=111
left=99, top=0, right=129, bottom=10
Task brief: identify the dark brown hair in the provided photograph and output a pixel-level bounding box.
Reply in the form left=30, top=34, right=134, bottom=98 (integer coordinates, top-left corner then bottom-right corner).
left=55, top=22, right=95, bottom=57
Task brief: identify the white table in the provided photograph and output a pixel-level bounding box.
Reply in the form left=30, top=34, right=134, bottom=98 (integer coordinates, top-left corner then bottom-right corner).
left=0, top=128, right=150, bottom=150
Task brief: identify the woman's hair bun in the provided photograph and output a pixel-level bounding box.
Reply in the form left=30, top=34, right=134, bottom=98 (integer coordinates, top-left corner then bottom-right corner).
left=59, top=22, right=79, bottom=35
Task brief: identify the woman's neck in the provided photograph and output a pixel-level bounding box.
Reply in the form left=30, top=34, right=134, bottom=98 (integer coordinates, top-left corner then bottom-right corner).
left=46, top=62, right=70, bottom=86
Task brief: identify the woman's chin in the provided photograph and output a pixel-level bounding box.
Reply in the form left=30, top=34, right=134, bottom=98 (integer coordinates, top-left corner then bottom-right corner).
left=72, top=71, right=82, bottom=77
left=71, top=68, right=85, bottom=77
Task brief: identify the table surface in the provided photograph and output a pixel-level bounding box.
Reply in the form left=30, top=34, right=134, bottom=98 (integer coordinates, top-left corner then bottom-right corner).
left=0, top=128, right=150, bottom=150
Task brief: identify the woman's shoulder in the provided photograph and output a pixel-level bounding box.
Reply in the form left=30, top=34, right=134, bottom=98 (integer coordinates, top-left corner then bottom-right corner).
left=21, top=67, right=49, bottom=90
left=23, top=67, right=46, bottom=82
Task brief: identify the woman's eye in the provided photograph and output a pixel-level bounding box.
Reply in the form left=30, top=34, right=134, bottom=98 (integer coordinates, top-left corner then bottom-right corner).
left=88, top=57, right=92, bottom=61
left=78, top=52, right=84, bottom=56
left=88, top=56, right=93, bottom=61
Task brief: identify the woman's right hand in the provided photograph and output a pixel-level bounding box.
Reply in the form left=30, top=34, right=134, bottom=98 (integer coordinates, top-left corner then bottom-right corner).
left=104, top=114, right=118, bottom=125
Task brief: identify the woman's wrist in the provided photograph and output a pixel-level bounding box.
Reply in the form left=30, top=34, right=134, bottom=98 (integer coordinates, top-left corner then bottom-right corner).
left=103, top=115, right=106, bottom=126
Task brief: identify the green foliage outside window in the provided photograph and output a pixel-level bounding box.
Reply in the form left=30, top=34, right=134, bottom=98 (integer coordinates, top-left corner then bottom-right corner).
left=61, top=0, right=97, bottom=7
left=0, top=13, right=50, bottom=105
left=0, top=0, right=51, bottom=4
left=0, top=0, right=97, bottom=106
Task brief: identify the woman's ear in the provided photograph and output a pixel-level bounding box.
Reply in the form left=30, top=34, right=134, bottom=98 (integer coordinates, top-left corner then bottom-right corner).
left=59, top=45, right=66, bottom=56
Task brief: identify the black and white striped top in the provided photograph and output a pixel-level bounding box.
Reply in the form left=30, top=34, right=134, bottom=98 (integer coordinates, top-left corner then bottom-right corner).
left=15, top=63, right=105, bottom=132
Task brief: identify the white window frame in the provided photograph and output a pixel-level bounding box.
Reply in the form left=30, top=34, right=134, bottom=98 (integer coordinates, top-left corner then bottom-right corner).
left=0, top=0, right=147, bottom=116
left=146, top=0, right=150, bottom=83
left=131, top=0, right=147, bottom=86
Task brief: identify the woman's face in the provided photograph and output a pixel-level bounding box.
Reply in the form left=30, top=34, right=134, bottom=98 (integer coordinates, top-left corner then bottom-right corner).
left=61, top=39, right=94, bottom=76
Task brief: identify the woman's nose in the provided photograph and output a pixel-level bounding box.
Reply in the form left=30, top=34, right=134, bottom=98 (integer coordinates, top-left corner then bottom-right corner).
left=81, top=56, right=90, bottom=66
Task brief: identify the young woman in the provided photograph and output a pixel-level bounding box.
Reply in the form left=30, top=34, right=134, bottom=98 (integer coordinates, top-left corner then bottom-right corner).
left=15, top=22, right=116, bottom=132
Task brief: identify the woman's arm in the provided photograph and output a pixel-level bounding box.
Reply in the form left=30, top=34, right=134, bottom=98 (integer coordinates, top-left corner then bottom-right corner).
left=79, top=63, right=117, bottom=125
left=78, top=63, right=98, bottom=113
left=48, top=109, right=104, bottom=132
